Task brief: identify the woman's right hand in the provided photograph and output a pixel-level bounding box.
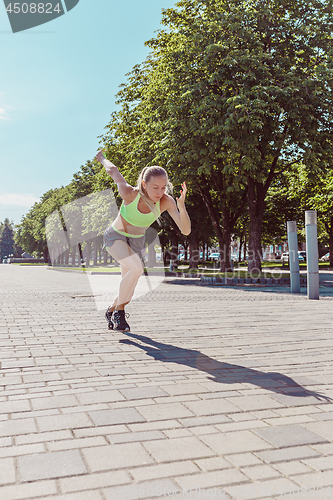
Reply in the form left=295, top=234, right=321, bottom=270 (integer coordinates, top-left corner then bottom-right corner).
left=95, top=150, right=105, bottom=164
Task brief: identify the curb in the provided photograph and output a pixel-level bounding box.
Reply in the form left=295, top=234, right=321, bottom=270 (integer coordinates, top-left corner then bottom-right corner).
left=47, top=267, right=312, bottom=286
left=48, top=267, right=168, bottom=276
left=200, top=276, right=307, bottom=285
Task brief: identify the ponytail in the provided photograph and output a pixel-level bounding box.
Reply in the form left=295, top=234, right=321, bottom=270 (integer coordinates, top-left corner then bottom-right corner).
left=137, top=167, right=150, bottom=196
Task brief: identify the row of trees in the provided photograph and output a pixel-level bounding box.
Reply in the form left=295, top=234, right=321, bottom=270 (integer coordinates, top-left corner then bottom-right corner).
left=14, top=162, right=109, bottom=266
left=12, top=158, right=333, bottom=267
left=12, top=158, right=215, bottom=267
left=14, top=0, right=333, bottom=268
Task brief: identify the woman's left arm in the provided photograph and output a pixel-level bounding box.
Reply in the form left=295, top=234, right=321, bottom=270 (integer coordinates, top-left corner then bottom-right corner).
left=166, top=182, right=191, bottom=236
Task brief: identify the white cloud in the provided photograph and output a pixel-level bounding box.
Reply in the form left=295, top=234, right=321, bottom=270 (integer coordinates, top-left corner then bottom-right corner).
left=0, top=107, right=9, bottom=120
left=0, top=194, right=40, bottom=207
left=0, top=103, right=13, bottom=120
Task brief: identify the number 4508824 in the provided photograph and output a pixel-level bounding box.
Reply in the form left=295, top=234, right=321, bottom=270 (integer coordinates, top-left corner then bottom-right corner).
left=5, top=3, right=62, bottom=14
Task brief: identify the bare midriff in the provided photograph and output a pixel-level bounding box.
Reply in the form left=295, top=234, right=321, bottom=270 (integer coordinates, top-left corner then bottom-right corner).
left=112, top=213, right=147, bottom=236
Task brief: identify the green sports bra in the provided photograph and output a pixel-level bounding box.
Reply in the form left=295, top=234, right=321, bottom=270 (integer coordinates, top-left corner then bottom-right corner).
left=120, top=192, right=161, bottom=228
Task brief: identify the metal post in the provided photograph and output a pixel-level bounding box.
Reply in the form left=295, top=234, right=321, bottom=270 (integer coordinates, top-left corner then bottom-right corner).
left=170, top=260, right=176, bottom=272
left=305, top=210, right=319, bottom=300
left=287, top=221, right=300, bottom=293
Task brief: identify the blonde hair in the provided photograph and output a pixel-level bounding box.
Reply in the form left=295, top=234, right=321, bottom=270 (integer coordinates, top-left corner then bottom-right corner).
left=136, top=166, right=173, bottom=221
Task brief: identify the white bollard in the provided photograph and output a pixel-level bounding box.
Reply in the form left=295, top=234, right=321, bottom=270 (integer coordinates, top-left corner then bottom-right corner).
left=287, top=221, right=300, bottom=293
left=305, top=210, right=319, bottom=300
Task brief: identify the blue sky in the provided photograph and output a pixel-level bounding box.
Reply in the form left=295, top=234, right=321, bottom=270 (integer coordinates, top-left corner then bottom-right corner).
left=0, top=0, right=176, bottom=224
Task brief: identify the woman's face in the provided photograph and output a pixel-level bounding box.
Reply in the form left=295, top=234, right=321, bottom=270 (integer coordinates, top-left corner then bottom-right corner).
left=143, top=175, right=168, bottom=202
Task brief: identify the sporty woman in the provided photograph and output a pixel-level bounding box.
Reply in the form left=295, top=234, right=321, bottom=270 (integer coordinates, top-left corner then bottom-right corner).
left=95, top=150, right=191, bottom=332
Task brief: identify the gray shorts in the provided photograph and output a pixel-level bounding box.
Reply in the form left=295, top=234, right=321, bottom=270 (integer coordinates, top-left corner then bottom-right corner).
left=103, top=225, right=146, bottom=259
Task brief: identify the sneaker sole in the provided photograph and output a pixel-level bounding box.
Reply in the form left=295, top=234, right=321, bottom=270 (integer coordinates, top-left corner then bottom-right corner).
left=105, top=311, right=114, bottom=330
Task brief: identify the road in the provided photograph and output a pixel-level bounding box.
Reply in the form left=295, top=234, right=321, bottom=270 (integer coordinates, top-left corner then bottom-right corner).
left=0, top=265, right=333, bottom=499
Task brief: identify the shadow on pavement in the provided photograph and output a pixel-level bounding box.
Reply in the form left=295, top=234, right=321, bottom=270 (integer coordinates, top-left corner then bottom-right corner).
left=121, top=333, right=332, bottom=403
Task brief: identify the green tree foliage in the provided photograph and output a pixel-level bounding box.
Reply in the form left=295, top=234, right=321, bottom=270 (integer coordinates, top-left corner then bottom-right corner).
left=15, top=0, right=333, bottom=271
left=0, top=219, right=15, bottom=260
left=100, top=43, right=247, bottom=270
left=15, top=161, right=112, bottom=265
left=133, top=0, right=333, bottom=270
left=287, top=164, right=333, bottom=264
left=15, top=186, right=73, bottom=260
left=262, top=164, right=333, bottom=263
left=261, top=172, right=304, bottom=248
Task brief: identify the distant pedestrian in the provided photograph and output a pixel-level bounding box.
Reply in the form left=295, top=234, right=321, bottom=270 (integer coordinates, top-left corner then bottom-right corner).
left=95, top=150, right=191, bottom=332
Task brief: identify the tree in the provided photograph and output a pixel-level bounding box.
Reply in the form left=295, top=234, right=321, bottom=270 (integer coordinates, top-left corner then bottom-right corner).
left=139, top=0, right=333, bottom=270
left=309, top=172, right=333, bottom=265
left=100, top=47, right=248, bottom=271
left=15, top=186, right=72, bottom=261
left=261, top=172, right=304, bottom=249
left=15, top=158, right=107, bottom=263
left=0, top=219, right=15, bottom=260
left=287, top=164, right=333, bottom=265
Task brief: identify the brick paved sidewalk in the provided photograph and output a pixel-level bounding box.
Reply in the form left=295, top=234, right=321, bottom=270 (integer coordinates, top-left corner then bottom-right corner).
left=0, top=265, right=333, bottom=500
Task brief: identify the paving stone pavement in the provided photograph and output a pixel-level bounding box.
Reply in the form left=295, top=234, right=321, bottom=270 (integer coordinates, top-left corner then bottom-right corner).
left=1, top=265, right=333, bottom=500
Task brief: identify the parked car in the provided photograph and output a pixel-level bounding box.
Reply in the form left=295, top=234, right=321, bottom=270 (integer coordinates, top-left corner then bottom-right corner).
left=281, top=253, right=289, bottom=263
left=208, top=252, right=220, bottom=261
left=177, top=253, right=185, bottom=261
left=320, top=252, right=330, bottom=262
left=298, top=251, right=306, bottom=260
left=281, top=252, right=305, bottom=263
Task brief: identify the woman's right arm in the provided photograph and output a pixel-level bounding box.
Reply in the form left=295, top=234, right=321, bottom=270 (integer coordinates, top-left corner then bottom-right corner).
left=95, top=151, right=133, bottom=198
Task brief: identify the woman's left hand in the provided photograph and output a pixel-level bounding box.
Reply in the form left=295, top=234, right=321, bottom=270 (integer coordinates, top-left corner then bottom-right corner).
left=176, top=181, right=187, bottom=208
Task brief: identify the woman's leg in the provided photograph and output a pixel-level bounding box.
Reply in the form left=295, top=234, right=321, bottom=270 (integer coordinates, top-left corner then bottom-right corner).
left=106, top=240, right=144, bottom=310
left=107, top=262, right=131, bottom=312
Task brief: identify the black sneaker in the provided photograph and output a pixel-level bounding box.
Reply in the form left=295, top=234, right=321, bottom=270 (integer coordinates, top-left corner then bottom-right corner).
left=113, top=310, right=130, bottom=332
left=105, top=307, right=114, bottom=330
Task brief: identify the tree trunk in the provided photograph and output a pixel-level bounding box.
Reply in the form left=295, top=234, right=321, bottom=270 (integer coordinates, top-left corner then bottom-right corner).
left=161, top=243, right=165, bottom=264
left=219, top=209, right=232, bottom=272
left=171, top=235, right=178, bottom=267
left=93, top=241, right=98, bottom=266
left=71, top=247, right=76, bottom=267
left=238, top=233, right=243, bottom=262
left=197, top=186, right=232, bottom=271
left=65, top=248, right=69, bottom=266
left=248, top=214, right=264, bottom=271
left=247, top=178, right=265, bottom=271
left=197, top=175, right=245, bottom=272
left=328, top=216, right=333, bottom=266
left=78, top=243, right=84, bottom=267
left=85, top=241, right=92, bottom=267
left=43, top=247, right=50, bottom=264
left=189, top=229, right=199, bottom=269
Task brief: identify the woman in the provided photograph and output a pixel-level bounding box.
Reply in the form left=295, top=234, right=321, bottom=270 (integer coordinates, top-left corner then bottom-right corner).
left=95, top=150, right=191, bottom=332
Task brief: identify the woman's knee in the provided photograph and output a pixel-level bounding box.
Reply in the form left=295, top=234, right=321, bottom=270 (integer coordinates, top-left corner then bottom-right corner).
left=121, top=254, right=144, bottom=278
left=131, top=262, right=144, bottom=279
